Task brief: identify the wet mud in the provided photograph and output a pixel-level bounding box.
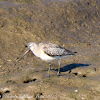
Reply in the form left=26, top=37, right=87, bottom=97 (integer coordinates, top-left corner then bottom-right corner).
left=0, top=0, right=100, bottom=99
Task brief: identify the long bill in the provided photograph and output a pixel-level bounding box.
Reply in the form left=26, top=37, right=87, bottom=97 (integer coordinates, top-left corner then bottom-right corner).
left=16, top=48, right=30, bottom=62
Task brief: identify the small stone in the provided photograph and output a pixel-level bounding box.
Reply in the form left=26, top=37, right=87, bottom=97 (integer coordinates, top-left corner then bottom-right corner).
left=7, top=59, right=11, bottom=62
left=74, top=89, right=78, bottom=92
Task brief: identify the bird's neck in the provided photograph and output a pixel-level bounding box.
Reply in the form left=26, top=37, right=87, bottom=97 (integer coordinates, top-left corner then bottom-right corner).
left=30, top=44, right=40, bottom=57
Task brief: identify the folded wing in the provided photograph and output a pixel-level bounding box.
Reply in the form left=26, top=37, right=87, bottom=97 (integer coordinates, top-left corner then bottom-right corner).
left=42, top=43, right=75, bottom=57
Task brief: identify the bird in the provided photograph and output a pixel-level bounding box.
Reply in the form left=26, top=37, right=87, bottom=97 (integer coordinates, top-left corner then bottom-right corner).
left=17, top=42, right=77, bottom=76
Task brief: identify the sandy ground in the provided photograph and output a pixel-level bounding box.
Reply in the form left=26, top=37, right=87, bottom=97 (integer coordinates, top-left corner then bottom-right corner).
left=0, top=0, right=100, bottom=100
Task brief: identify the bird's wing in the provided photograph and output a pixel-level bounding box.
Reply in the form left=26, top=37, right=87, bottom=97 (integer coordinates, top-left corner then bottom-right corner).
left=42, top=43, right=74, bottom=57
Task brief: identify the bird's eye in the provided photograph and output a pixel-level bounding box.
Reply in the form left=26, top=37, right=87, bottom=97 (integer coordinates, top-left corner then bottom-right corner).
left=25, top=45, right=28, bottom=47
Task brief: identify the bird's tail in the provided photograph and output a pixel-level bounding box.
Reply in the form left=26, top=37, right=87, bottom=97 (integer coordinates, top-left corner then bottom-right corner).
left=71, top=51, right=77, bottom=55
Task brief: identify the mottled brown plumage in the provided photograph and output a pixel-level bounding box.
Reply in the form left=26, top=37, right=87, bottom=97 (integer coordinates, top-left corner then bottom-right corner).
left=42, top=43, right=75, bottom=57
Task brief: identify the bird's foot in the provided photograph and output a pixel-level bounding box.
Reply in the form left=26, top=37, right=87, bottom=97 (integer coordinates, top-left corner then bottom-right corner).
left=57, top=72, right=60, bottom=76
left=48, top=74, right=50, bottom=78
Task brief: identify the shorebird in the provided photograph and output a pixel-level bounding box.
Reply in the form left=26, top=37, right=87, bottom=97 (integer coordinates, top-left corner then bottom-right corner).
left=17, top=42, right=77, bottom=76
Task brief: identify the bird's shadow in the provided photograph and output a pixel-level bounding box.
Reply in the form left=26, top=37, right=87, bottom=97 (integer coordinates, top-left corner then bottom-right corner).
left=55, top=63, right=90, bottom=73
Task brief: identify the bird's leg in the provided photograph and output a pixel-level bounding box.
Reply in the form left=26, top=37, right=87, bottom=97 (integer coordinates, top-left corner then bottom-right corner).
left=48, top=63, right=51, bottom=77
left=57, top=60, right=61, bottom=76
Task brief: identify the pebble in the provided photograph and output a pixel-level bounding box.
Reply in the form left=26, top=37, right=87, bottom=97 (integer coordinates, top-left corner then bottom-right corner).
left=74, top=89, right=78, bottom=92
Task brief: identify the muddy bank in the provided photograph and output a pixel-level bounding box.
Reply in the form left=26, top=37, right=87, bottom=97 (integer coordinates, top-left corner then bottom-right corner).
left=0, top=0, right=100, bottom=99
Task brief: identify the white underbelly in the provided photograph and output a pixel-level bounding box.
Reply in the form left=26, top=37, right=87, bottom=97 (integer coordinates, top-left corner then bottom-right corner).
left=40, top=53, right=55, bottom=61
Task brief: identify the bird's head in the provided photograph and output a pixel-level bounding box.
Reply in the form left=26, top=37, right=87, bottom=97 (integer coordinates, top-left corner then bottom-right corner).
left=27, top=42, right=34, bottom=48
left=16, top=42, right=36, bottom=62
left=27, top=42, right=37, bottom=50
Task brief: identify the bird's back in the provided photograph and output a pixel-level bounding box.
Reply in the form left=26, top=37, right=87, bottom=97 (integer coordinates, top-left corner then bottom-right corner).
left=39, top=42, right=76, bottom=57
